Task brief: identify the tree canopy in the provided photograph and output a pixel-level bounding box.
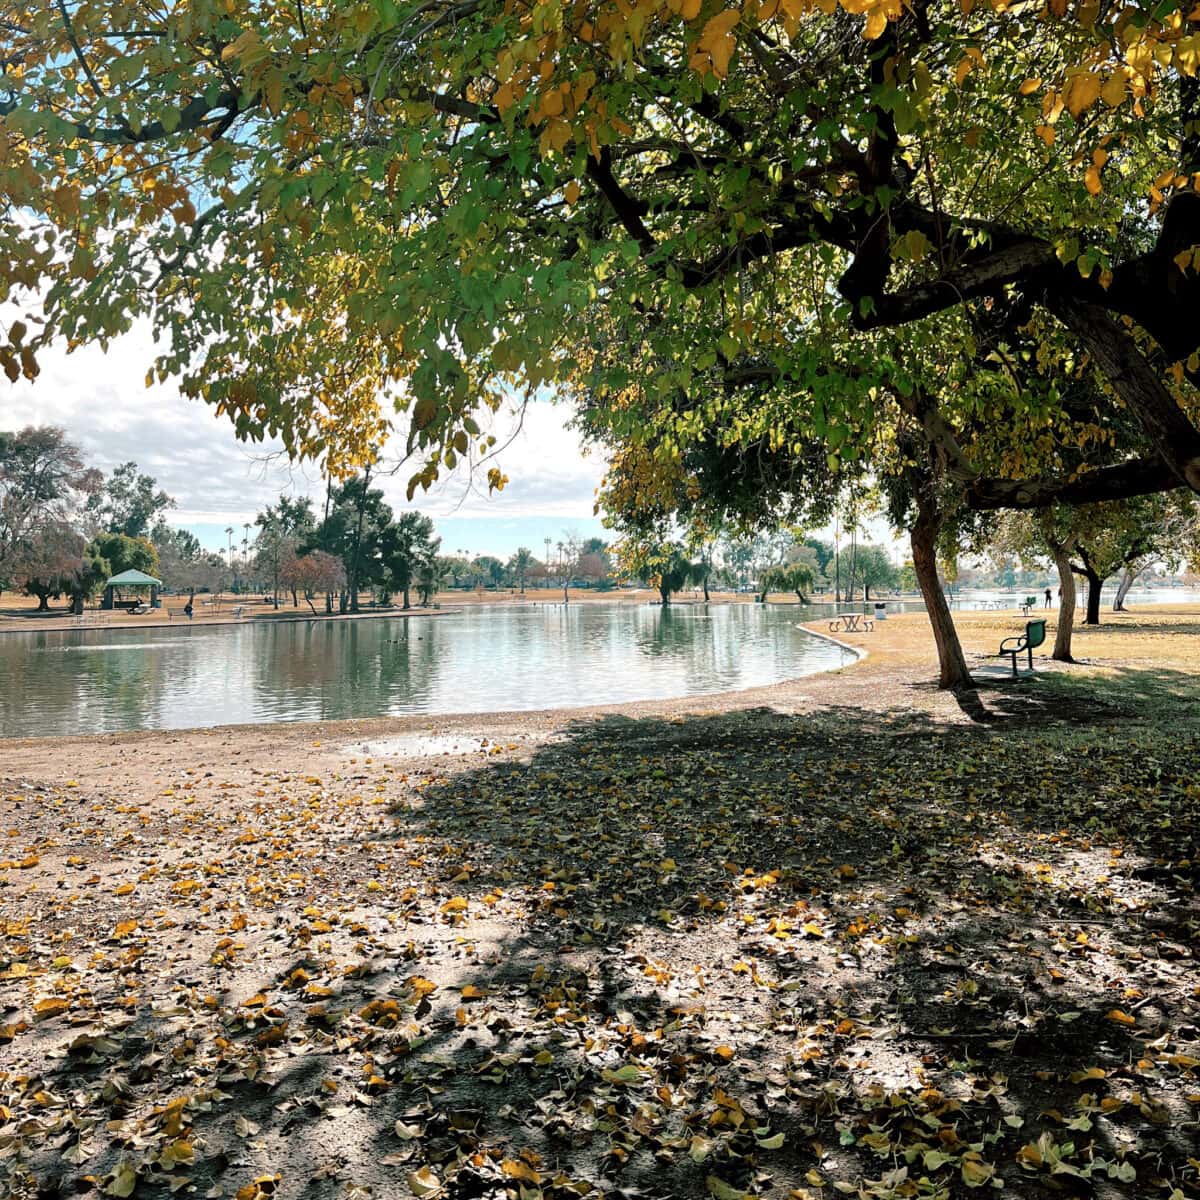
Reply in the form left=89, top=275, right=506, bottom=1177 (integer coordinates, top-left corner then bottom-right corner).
left=86, top=461, right=175, bottom=540
left=6, top=0, right=1200, bottom=511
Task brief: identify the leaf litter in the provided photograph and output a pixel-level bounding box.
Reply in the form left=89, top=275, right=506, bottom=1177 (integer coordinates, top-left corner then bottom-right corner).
left=1, top=681, right=1198, bottom=1200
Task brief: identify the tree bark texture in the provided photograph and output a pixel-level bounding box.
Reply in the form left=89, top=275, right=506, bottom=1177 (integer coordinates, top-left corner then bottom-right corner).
left=911, top=513, right=972, bottom=690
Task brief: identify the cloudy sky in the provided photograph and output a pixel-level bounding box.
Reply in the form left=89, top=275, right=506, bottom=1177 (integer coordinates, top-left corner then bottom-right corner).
left=3, top=323, right=609, bottom=559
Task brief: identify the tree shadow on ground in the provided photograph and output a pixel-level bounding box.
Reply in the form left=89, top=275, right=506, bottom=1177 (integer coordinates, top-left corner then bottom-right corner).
left=3, top=667, right=1198, bottom=1200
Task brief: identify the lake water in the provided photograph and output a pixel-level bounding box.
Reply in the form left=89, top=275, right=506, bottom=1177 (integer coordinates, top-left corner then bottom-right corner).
left=0, top=603, right=856, bottom=738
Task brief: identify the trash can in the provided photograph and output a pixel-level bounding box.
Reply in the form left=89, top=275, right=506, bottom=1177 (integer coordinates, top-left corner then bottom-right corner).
left=873, top=601, right=887, bottom=621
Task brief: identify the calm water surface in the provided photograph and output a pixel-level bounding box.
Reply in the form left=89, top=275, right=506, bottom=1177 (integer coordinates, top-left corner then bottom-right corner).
left=0, top=603, right=855, bottom=737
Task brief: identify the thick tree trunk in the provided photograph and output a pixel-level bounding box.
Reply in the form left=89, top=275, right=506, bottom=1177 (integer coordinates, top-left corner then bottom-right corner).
left=702, top=577, right=710, bottom=602
left=1086, top=574, right=1102, bottom=624
left=35, top=593, right=49, bottom=611
left=1050, top=545, right=1076, bottom=662
left=911, top=514, right=973, bottom=690
left=795, top=591, right=809, bottom=604
left=660, top=584, right=670, bottom=607
left=72, top=594, right=84, bottom=615
left=1113, top=567, right=1138, bottom=611
left=402, top=585, right=411, bottom=610
left=1047, top=294, right=1200, bottom=495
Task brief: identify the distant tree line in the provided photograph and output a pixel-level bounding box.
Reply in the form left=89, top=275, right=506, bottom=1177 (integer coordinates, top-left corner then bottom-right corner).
left=0, top=425, right=227, bottom=612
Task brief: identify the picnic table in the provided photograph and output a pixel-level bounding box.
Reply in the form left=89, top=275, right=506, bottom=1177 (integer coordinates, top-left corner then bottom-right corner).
left=828, top=612, right=874, bottom=633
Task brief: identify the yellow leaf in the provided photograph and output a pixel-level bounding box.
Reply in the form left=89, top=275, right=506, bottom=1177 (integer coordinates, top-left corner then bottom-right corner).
left=1085, top=165, right=1102, bottom=195
left=114, top=883, right=135, bottom=896
left=1106, top=1008, right=1137, bottom=1026
left=221, top=29, right=262, bottom=64
left=1101, top=72, right=1126, bottom=107
left=713, top=1044, right=735, bottom=1061
left=961, top=1157, right=995, bottom=1188
left=863, top=6, right=888, bottom=38
left=1019, top=77, right=1042, bottom=95
left=501, top=1160, right=541, bottom=1184
left=709, top=34, right=737, bottom=77
left=564, top=180, right=581, bottom=205
left=33, top=997, right=70, bottom=1020
left=407, top=1168, right=441, bottom=1198
left=441, top=895, right=468, bottom=913
left=955, top=57, right=973, bottom=86
left=1064, top=72, right=1101, bottom=119
left=700, top=9, right=742, bottom=42
left=1016, top=1142, right=1043, bottom=1169
left=681, top=0, right=702, bottom=16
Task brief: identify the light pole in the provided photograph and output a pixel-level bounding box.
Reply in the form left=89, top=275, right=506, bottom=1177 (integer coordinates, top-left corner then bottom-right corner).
left=833, top=513, right=840, bottom=604
left=225, top=527, right=234, bottom=601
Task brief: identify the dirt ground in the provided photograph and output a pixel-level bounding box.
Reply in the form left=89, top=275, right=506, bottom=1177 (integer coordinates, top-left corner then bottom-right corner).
left=1, top=607, right=1197, bottom=1200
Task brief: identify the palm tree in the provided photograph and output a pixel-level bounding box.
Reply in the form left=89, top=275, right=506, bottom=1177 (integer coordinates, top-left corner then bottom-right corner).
left=416, top=559, right=444, bottom=606
left=510, top=547, right=533, bottom=593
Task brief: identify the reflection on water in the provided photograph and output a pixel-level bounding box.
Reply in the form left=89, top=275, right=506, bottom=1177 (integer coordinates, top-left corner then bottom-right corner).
left=0, top=603, right=855, bottom=737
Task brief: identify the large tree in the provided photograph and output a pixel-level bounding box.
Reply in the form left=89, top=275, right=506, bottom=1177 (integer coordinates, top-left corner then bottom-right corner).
left=849, top=544, right=899, bottom=602
left=87, top=462, right=175, bottom=539
left=0, top=426, right=98, bottom=584
left=380, top=511, right=440, bottom=609
left=90, top=531, right=159, bottom=580
left=5, top=2, right=1200, bottom=508
left=307, top=475, right=393, bottom=611
left=14, top=521, right=87, bottom=610
left=255, top=494, right=316, bottom=607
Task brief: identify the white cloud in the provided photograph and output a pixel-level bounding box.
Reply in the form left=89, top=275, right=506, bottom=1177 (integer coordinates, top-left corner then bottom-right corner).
left=2, top=323, right=607, bottom=538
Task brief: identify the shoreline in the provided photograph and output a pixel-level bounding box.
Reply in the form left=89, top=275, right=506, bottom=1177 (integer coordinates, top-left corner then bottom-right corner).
left=2, top=604, right=1195, bottom=757
left=2, top=587, right=1195, bottom=638
left=0, top=602, right=463, bottom=637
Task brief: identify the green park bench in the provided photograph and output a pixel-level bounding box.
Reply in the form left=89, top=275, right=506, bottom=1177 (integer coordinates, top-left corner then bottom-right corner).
left=997, top=618, right=1047, bottom=677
